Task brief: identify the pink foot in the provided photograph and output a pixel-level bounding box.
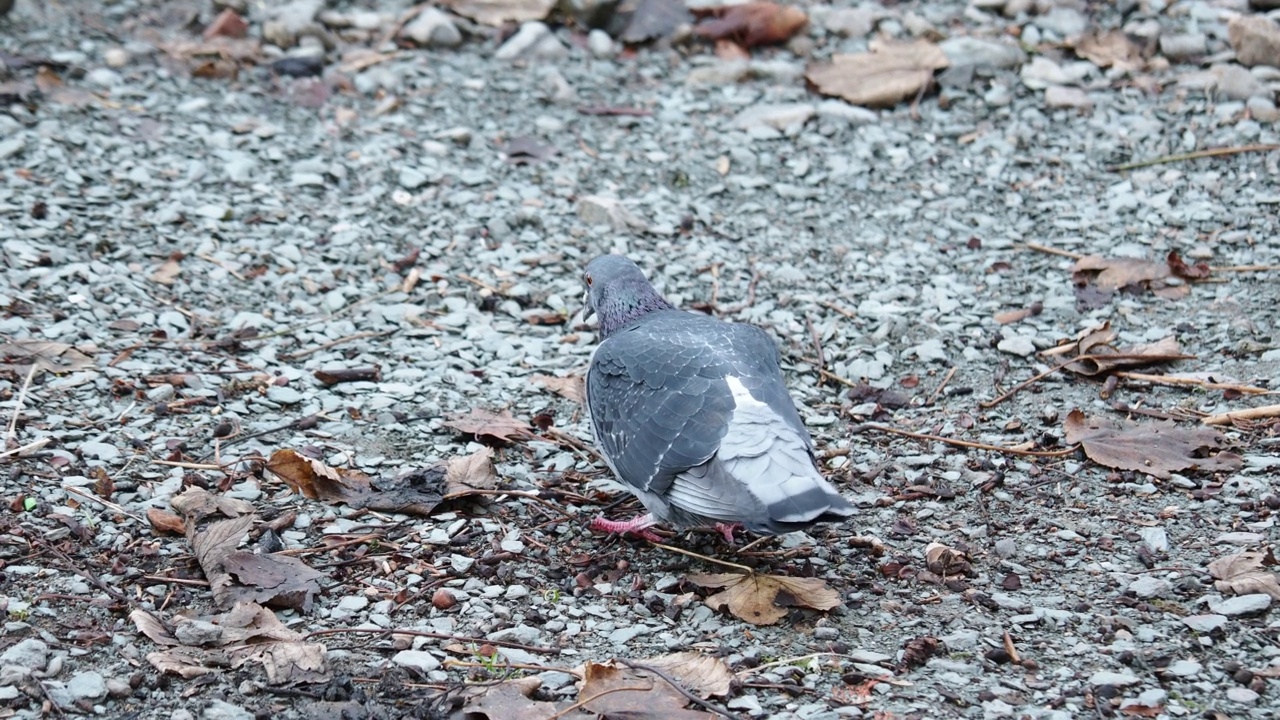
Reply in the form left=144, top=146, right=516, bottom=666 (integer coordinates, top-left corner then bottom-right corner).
left=589, top=514, right=663, bottom=543
left=714, top=522, right=742, bottom=544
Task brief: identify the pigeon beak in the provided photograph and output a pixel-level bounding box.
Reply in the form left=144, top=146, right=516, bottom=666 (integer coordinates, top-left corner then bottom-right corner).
left=580, top=290, right=595, bottom=322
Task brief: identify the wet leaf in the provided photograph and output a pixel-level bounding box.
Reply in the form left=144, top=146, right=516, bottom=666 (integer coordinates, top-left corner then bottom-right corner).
left=531, top=373, right=586, bottom=404
left=1207, top=550, right=1280, bottom=600
left=443, top=0, right=555, bottom=26
left=807, top=40, right=948, bottom=108
left=619, top=0, right=693, bottom=44
left=643, top=652, right=733, bottom=698
left=445, top=408, right=536, bottom=443
left=1063, top=409, right=1243, bottom=480
left=444, top=447, right=499, bottom=498
left=694, top=3, right=808, bottom=48
left=578, top=661, right=714, bottom=719
left=686, top=572, right=840, bottom=625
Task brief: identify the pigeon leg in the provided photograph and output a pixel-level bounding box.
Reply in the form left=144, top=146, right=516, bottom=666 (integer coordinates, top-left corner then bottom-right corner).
left=589, top=514, right=663, bottom=543
left=714, top=522, right=742, bottom=544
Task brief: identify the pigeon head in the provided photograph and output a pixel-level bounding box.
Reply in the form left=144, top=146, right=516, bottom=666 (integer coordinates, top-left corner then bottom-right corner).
left=583, top=255, right=675, bottom=338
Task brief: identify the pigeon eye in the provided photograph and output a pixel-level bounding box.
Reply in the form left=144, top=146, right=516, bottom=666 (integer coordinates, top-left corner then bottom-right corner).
left=585, top=274, right=594, bottom=286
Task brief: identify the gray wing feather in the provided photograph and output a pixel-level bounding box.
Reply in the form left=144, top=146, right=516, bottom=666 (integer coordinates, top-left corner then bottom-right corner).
left=587, top=311, right=789, bottom=495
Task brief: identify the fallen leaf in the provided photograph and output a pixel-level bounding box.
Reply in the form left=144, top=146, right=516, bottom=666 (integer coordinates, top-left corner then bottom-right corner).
left=807, top=40, right=948, bottom=108
left=0, top=340, right=95, bottom=373
left=130, top=609, right=180, bottom=646
left=923, top=542, right=971, bottom=577
left=619, top=0, right=693, bottom=44
left=456, top=678, right=580, bottom=720
left=531, top=374, right=586, bottom=404
left=267, top=448, right=373, bottom=504
left=170, top=486, right=255, bottom=519
left=1071, top=254, right=1170, bottom=290
left=34, top=66, right=63, bottom=93
left=144, top=647, right=224, bottom=678
left=994, top=306, right=1038, bottom=325
left=445, top=408, right=536, bottom=443
left=223, top=551, right=325, bottom=612
left=147, top=508, right=187, bottom=536
left=1065, top=335, right=1189, bottom=376
left=1207, top=550, right=1280, bottom=600
left=578, top=661, right=714, bottom=719
left=444, top=447, right=499, bottom=498
left=694, top=3, right=808, bottom=48
left=441, top=0, right=555, bottom=26
left=204, top=8, right=249, bottom=40
left=189, top=515, right=255, bottom=609
left=1119, top=705, right=1165, bottom=718
left=643, top=652, right=733, bottom=699
left=1166, top=250, right=1211, bottom=280
left=1072, top=30, right=1145, bottom=71
left=1063, top=409, right=1243, bottom=480
left=898, top=636, right=943, bottom=671
left=715, top=39, right=751, bottom=62
left=686, top=572, right=841, bottom=625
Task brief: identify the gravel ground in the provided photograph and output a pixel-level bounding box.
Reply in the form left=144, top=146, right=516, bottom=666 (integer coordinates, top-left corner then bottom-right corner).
left=2, top=0, right=1280, bottom=718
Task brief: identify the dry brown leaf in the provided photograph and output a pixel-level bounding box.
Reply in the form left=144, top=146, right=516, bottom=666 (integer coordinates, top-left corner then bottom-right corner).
left=1063, top=409, right=1243, bottom=480
left=444, top=446, right=499, bottom=498
left=189, top=515, right=255, bottom=609
left=1066, top=336, right=1188, bottom=376
left=445, top=408, right=536, bottom=443
left=266, top=448, right=373, bottom=503
left=806, top=40, right=948, bottom=108
left=1071, top=254, right=1170, bottom=290
left=994, top=307, right=1035, bottom=325
left=578, top=661, right=714, bottom=720
left=130, top=609, right=180, bottom=646
left=686, top=572, right=841, bottom=625
left=150, top=253, right=183, bottom=285
left=0, top=340, right=95, bottom=373
left=223, top=551, right=325, bottom=612
left=1119, top=705, right=1165, bottom=718
left=715, top=39, right=751, bottom=62
left=170, top=486, right=255, bottom=519
left=531, top=374, right=586, bottom=405
left=146, top=508, right=187, bottom=536
left=643, top=652, right=733, bottom=699
left=694, top=3, right=808, bottom=48
left=442, top=0, right=555, bottom=26
left=145, top=647, right=224, bottom=678
left=204, top=8, right=249, bottom=40
left=923, top=542, right=971, bottom=577
left=620, top=0, right=694, bottom=44
left=456, top=678, right=582, bottom=720
left=1207, top=550, right=1280, bottom=600
left=1073, top=30, right=1145, bottom=71
left=1166, top=250, right=1212, bottom=280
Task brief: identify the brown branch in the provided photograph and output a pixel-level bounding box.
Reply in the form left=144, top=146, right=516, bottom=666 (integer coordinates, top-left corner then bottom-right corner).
left=979, top=353, right=1196, bottom=409
left=618, top=659, right=746, bottom=720
left=855, top=424, right=1078, bottom=458
left=1201, top=403, right=1280, bottom=426
left=303, top=627, right=560, bottom=655
left=1107, top=144, right=1280, bottom=172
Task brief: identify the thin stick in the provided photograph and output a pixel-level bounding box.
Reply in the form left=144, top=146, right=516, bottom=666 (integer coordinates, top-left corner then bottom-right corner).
left=806, top=315, right=825, bottom=374
left=857, top=424, right=1078, bottom=458
left=1112, top=372, right=1275, bottom=396
left=926, top=367, right=957, bottom=405
left=1201, top=403, right=1280, bottom=426
left=303, top=627, right=559, bottom=655
left=618, top=659, right=745, bottom=720
left=442, top=659, right=583, bottom=677
left=1003, top=630, right=1022, bottom=664
left=63, top=486, right=145, bottom=523
left=735, top=652, right=858, bottom=679
left=196, top=253, right=246, bottom=281
left=1212, top=264, right=1280, bottom=273
left=142, top=575, right=211, bottom=587
left=1024, top=243, right=1084, bottom=260
left=979, top=353, right=1197, bottom=410
left=817, top=300, right=857, bottom=319
left=151, top=460, right=226, bottom=470
left=547, top=684, right=655, bottom=720
left=0, top=437, right=51, bottom=461
left=650, top=542, right=754, bottom=574
left=281, top=330, right=396, bottom=361
left=1107, top=144, right=1280, bottom=172
left=720, top=267, right=761, bottom=316
left=6, top=363, right=37, bottom=444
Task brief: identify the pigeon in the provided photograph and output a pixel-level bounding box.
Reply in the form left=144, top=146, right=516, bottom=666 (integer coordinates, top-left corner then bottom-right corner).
left=581, top=254, right=855, bottom=541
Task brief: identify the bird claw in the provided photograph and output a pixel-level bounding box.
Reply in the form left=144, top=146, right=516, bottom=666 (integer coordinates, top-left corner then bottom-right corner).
left=589, top=515, right=663, bottom=543
left=714, top=522, right=742, bottom=544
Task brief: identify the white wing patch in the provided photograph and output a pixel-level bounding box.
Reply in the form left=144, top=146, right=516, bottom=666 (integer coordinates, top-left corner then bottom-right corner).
left=724, top=375, right=768, bottom=411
